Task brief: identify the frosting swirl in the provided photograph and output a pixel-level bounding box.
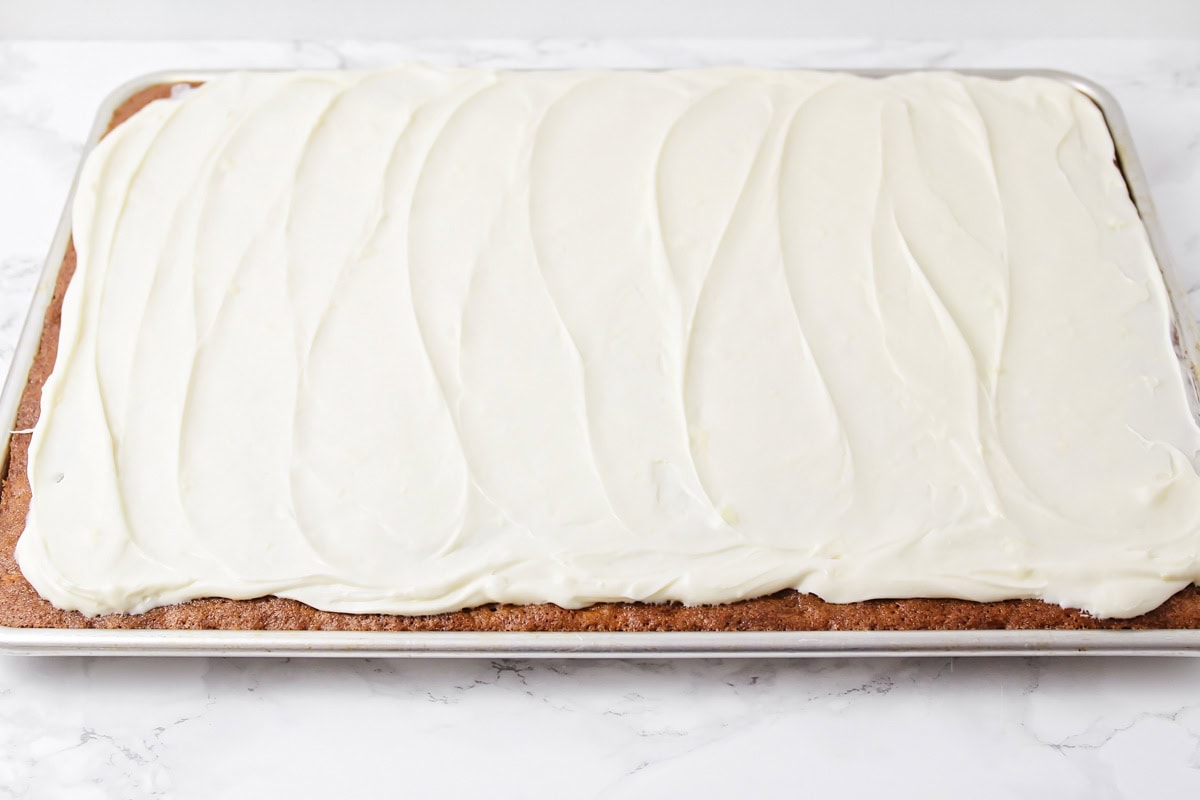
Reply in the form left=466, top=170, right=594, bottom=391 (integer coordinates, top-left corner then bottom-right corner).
left=17, top=67, right=1200, bottom=618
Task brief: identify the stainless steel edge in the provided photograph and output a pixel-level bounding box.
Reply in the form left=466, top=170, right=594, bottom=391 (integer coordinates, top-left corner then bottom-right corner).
left=2, top=67, right=1198, bottom=657
left=2, top=628, right=1199, bottom=658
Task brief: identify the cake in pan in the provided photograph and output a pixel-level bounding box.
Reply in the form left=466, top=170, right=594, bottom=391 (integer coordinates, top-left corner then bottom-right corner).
left=4, top=68, right=1200, bottom=631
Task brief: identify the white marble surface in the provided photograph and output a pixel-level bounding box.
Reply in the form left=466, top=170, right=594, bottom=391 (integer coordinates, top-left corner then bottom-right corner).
left=7, top=1, right=1199, bottom=40
left=1, top=39, right=1199, bottom=798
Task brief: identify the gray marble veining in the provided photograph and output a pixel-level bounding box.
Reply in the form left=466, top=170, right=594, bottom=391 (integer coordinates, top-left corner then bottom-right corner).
left=0, top=655, right=1197, bottom=797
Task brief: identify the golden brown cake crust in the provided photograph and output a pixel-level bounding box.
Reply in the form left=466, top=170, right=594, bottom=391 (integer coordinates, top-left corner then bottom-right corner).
left=2, top=81, right=1198, bottom=632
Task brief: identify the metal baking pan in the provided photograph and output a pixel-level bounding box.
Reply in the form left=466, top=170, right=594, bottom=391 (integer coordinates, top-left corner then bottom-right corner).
left=1, top=67, right=1197, bottom=657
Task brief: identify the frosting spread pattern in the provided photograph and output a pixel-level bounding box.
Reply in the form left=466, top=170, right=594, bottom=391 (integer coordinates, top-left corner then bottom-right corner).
left=16, top=67, right=1200, bottom=618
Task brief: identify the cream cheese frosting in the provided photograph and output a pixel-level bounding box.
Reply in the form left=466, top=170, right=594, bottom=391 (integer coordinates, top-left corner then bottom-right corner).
left=16, top=67, right=1200, bottom=619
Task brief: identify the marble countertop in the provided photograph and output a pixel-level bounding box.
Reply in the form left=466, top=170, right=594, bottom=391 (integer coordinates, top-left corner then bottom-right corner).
left=1, top=39, right=1199, bottom=798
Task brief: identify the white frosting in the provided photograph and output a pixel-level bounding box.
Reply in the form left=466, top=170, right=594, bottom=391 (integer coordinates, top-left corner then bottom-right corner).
left=16, top=67, right=1200, bottom=619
